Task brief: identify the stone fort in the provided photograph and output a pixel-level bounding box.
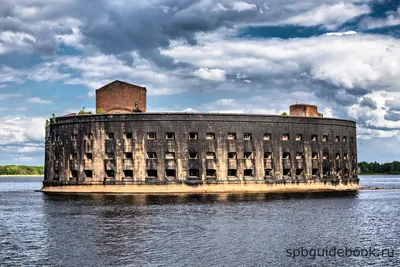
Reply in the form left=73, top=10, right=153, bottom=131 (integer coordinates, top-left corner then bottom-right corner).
left=42, top=80, right=359, bottom=193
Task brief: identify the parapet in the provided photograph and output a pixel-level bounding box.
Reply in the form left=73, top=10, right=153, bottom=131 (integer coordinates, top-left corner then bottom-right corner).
left=290, top=104, right=323, bottom=117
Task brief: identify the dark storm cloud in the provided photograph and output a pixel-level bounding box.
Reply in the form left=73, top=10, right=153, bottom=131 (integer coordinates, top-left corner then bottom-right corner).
left=75, top=0, right=263, bottom=67
left=360, top=97, right=377, bottom=109
left=0, top=0, right=377, bottom=64
left=384, top=110, right=400, bottom=121
left=314, top=84, right=358, bottom=107
left=385, top=99, right=400, bottom=111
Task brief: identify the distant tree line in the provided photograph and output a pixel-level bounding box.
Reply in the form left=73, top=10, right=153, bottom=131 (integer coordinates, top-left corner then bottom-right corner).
left=358, top=161, right=400, bottom=174
left=0, top=165, right=44, bottom=175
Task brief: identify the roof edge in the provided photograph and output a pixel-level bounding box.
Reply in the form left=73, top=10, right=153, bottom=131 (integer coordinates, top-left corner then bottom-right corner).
left=96, top=80, right=147, bottom=92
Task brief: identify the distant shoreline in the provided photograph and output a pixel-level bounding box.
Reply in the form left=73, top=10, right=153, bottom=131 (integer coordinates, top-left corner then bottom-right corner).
left=359, top=173, right=400, bottom=175
left=0, top=175, right=43, bottom=177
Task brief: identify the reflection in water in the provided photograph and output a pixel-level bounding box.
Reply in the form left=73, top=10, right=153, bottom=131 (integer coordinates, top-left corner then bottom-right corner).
left=42, top=191, right=359, bottom=205
left=0, top=177, right=399, bottom=266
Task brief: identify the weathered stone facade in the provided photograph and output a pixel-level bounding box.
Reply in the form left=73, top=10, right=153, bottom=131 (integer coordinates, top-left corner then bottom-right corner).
left=43, top=113, right=358, bottom=190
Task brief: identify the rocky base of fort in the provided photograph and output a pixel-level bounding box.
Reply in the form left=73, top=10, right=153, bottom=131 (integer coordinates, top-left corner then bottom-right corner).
left=41, top=182, right=360, bottom=194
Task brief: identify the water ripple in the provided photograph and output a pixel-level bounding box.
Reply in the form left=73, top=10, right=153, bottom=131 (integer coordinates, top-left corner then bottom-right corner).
left=0, top=176, right=399, bottom=266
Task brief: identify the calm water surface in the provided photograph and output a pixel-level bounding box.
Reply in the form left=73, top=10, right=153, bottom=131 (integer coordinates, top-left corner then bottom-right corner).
left=0, top=175, right=399, bottom=266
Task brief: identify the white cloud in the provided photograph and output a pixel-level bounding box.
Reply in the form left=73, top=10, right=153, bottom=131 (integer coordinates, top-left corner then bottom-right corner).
left=215, top=99, right=237, bottom=106
left=0, top=116, right=46, bottom=146
left=232, top=1, right=257, bottom=12
left=236, top=73, right=247, bottom=79
left=281, top=3, right=370, bottom=29
left=26, top=97, right=53, bottom=104
left=193, top=68, right=226, bottom=81
left=212, top=3, right=228, bottom=12
left=0, top=31, right=36, bottom=54
left=0, top=94, right=22, bottom=100
left=196, top=91, right=320, bottom=114
left=0, top=107, right=27, bottom=111
left=359, top=7, right=400, bottom=30
left=324, top=31, right=357, bottom=36
left=17, top=146, right=43, bottom=153
left=164, top=33, right=400, bottom=92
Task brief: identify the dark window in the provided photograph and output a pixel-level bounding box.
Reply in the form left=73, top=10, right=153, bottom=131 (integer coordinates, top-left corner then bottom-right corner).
left=166, top=132, right=175, bottom=139
left=344, top=153, right=348, bottom=160
left=244, top=133, right=252, bottom=140
left=70, top=170, right=78, bottom=178
left=312, top=169, right=319, bottom=175
left=106, top=133, right=114, bottom=140
left=147, top=132, right=156, bottom=139
left=189, top=152, right=198, bottom=159
left=244, top=169, right=253, bottom=177
left=124, top=152, right=133, bottom=159
left=343, top=136, right=347, bottom=142
left=283, top=169, right=291, bottom=176
left=244, top=152, right=253, bottom=159
left=85, top=153, right=92, bottom=160
left=323, top=153, right=329, bottom=160
left=295, top=134, right=302, bottom=141
left=265, top=169, right=272, bottom=176
left=165, top=152, right=175, bottom=159
left=124, top=132, right=132, bottom=139
left=70, top=153, right=78, bottom=160
left=264, top=152, right=272, bottom=159
left=335, top=136, right=340, bottom=142
left=165, top=170, right=176, bottom=178
left=322, top=135, right=328, bottom=142
left=296, top=169, right=304, bottom=176
left=55, top=134, right=60, bottom=141
left=189, top=132, right=198, bottom=139
left=228, top=169, right=237, bottom=177
left=206, top=169, right=216, bottom=177
left=189, top=169, right=199, bottom=177
left=228, top=133, right=236, bottom=140
left=336, top=153, right=341, bottom=160
left=296, top=152, right=303, bottom=160
left=282, top=134, right=290, bottom=141
left=351, top=136, right=354, bottom=143
left=206, top=133, right=215, bottom=139
left=228, top=152, right=237, bottom=159
left=84, top=170, right=93, bottom=178
left=106, top=153, right=114, bottom=159
left=105, top=170, right=114, bottom=178
left=311, top=135, right=318, bottom=141
left=54, top=170, right=59, bottom=180
left=323, top=168, right=330, bottom=175
left=263, top=133, right=272, bottom=140
left=312, top=152, right=319, bottom=159
left=283, top=152, right=290, bottom=159
left=147, top=170, right=157, bottom=177
left=123, top=170, right=133, bottom=177
left=206, top=152, right=216, bottom=159
left=85, top=133, right=93, bottom=140
left=147, top=152, right=157, bottom=159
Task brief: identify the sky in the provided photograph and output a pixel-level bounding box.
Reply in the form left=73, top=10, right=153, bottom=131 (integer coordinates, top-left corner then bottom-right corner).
left=0, top=0, right=400, bottom=165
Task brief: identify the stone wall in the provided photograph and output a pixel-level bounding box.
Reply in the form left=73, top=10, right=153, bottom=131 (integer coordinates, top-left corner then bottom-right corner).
left=44, top=113, right=358, bottom=186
